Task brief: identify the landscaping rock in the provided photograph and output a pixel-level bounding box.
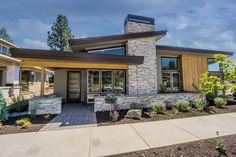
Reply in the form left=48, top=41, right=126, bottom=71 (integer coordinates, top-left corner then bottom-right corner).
left=126, top=109, right=142, bottom=119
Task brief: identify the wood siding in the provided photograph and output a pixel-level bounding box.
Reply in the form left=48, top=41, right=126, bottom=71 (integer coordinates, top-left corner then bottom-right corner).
left=180, top=54, right=208, bottom=91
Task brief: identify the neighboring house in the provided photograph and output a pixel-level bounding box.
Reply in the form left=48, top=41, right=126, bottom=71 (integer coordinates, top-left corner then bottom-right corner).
left=0, top=38, right=21, bottom=98
left=0, top=38, right=53, bottom=99
left=10, top=14, right=233, bottom=104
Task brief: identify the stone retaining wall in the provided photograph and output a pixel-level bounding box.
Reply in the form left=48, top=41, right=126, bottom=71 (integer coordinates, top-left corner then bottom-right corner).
left=28, top=95, right=62, bottom=115
left=94, top=93, right=205, bottom=112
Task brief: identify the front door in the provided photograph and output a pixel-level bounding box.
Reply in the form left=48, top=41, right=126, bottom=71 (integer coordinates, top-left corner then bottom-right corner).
left=67, top=71, right=81, bottom=102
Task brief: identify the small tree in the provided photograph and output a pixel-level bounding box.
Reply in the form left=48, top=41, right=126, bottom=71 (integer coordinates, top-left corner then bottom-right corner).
left=0, top=27, right=13, bottom=43
left=0, top=90, right=9, bottom=125
left=47, top=14, right=73, bottom=51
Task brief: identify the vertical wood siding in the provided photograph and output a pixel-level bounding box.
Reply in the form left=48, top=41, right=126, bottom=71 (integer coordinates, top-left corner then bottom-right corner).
left=180, top=54, right=208, bottom=91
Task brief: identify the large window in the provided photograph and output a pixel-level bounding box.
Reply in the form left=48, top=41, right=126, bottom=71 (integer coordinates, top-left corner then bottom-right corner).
left=88, top=70, right=100, bottom=93
left=88, top=47, right=124, bottom=55
left=87, top=69, right=125, bottom=94
left=161, top=57, right=180, bottom=92
left=162, top=57, right=178, bottom=70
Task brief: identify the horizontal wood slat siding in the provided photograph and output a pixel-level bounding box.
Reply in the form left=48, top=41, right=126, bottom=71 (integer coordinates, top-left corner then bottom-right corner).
left=181, top=54, right=208, bottom=91
left=21, top=60, right=128, bottom=69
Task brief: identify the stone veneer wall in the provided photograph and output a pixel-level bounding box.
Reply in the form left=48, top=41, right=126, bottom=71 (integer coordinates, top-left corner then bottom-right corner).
left=126, top=37, right=158, bottom=95
left=28, top=95, right=62, bottom=115
left=94, top=93, right=205, bottom=112
left=124, top=22, right=155, bottom=34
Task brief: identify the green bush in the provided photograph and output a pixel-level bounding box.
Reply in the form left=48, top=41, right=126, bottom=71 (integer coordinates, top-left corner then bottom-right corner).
left=176, top=100, right=191, bottom=112
left=130, top=102, right=143, bottom=110
left=195, top=99, right=208, bottom=111
left=151, top=102, right=166, bottom=114
left=215, top=131, right=228, bottom=156
left=214, top=97, right=227, bottom=108
left=9, top=97, right=28, bottom=113
left=15, top=118, right=30, bottom=126
left=104, top=94, right=117, bottom=105
left=0, top=90, right=8, bottom=122
left=232, top=85, right=236, bottom=98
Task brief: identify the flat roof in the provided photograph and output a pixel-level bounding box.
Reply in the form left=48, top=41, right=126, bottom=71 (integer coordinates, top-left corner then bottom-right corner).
left=69, top=31, right=167, bottom=51
left=10, top=48, right=144, bottom=65
left=157, top=45, right=234, bottom=56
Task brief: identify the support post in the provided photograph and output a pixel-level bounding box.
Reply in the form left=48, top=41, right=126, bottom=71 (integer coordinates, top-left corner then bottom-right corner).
left=40, top=67, right=45, bottom=96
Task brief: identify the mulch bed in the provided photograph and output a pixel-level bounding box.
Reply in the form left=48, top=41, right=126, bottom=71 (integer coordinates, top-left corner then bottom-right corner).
left=96, top=102, right=236, bottom=126
left=0, top=114, right=56, bottom=135
left=111, top=134, right=236, bottom=157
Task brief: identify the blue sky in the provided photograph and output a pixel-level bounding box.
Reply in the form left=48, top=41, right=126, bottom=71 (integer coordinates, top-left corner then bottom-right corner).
left=0, top=0, right=235, bottom=61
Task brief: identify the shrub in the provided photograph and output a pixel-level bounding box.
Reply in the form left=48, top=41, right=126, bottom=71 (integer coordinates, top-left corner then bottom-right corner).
left=232, top=85, right=236, bottom=98
left=130, top=102, right=143, bottom=110
left=151, top=102, right=166, bottom=114
left=9, top=96, right=28, bottom=113
left=22, top=121, right=32, bottom=129
left=215, top=131, right=228, bottom=156
left=104, top=94, right=117, bottom=105
left=110, top=111, right=119, bottom=122
left=15, top=118, right=30, bottom=126
left=214, top=97, right=227, bottom=108
left=176, top=100, right=191, bottom=112
left=0, top=90, right=8, bottom=123
left=195, top=99, right=208, bottom=111
left=158, top=84, right=166, bottom=93
left=44, top=114, right=51, bottom=119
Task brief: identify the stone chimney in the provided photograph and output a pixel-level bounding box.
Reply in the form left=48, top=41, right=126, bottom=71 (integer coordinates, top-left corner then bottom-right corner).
left=125, top=14, right=158, bottom=95
left=124, top=14, right=155, bottom=34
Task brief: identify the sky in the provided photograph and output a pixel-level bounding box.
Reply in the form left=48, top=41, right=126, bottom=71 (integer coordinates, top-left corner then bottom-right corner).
left=0, top=0, right=235, bottom=61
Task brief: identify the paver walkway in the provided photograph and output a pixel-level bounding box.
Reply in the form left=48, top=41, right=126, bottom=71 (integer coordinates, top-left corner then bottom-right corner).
left=40, top=103, right=97, bottom=131
left=1, top=112, right=236, bottom=157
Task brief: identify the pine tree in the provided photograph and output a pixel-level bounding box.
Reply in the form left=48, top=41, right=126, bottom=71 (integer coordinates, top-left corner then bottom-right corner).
left=47, top=14, right=73, bottom=51
left=0, top=90, right=8, bottom=123
left=0, top=27, right=13, bottom=43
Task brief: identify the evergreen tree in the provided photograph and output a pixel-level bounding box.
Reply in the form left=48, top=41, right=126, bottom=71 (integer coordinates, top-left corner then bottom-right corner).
left=47, top=14, right=73, bottom=51
left=0, top=27, right=13, bottom=43
left=0, top=90, right=8, bottom=123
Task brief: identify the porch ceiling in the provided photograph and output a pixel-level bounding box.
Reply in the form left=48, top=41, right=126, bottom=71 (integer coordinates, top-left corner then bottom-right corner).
left=20, top=60, right=129, bottom=69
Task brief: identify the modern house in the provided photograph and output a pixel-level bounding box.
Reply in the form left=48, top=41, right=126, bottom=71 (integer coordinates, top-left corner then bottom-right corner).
left=7, top=14, right=233, bottom=109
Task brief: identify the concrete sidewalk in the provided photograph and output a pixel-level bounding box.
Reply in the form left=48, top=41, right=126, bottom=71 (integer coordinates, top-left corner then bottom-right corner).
left=1, top=112, right=236, bottom=157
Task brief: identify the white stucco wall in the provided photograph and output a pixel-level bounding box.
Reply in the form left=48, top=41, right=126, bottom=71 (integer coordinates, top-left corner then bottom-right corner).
left=54, top=69, right=87, bottom=102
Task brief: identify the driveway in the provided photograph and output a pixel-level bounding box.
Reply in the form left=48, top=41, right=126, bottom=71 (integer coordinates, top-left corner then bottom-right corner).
left=1, top=112, right=236, bottom=157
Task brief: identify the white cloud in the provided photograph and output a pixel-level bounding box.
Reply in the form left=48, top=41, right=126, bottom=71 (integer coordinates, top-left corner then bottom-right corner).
left=23, top=38, right=49, bottom=49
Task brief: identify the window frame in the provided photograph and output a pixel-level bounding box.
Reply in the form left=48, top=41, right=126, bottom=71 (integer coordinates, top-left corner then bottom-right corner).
left=1, top=46, right=9, bottom=55
left=161, top=56, right=181, bottom=92
left=207, top=58, right=221, bottom=72
left=87, top=69, right=126, bottom=95
left=88, top=47, right=125, bottom=55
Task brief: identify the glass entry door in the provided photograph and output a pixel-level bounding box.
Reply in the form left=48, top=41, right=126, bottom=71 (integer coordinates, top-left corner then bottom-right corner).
left=67, top=71, right=81, bottom=101
left=162, top=72, right=180, bottom=92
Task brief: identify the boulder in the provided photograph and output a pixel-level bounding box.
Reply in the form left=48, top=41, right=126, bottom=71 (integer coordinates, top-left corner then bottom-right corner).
left=126, top=109, right=142, bottom=119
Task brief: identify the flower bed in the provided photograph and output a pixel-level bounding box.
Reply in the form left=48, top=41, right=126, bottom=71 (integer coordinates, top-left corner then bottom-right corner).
left=96, top=102, right=236, bottom=126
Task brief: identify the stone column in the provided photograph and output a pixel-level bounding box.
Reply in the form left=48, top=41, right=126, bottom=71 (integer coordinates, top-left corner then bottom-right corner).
left=125, top=15, right=158, bottom=95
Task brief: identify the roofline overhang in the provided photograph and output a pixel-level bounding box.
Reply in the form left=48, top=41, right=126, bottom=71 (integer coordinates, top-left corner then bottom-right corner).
left=0, top=54, right=21, bottom=63
left=69, top=30, right=167, bottom=50
left=10, top=48, right=144, bottom=65
left=157, top=45, right=234, bottom=56
left=0, top=38, right=20, bottom=48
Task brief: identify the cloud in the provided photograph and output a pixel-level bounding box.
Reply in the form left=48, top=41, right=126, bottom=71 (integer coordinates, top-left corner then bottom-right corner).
left=23, top=38, right=49, bottom=49
left=0, top=0, right=235, bottom=61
